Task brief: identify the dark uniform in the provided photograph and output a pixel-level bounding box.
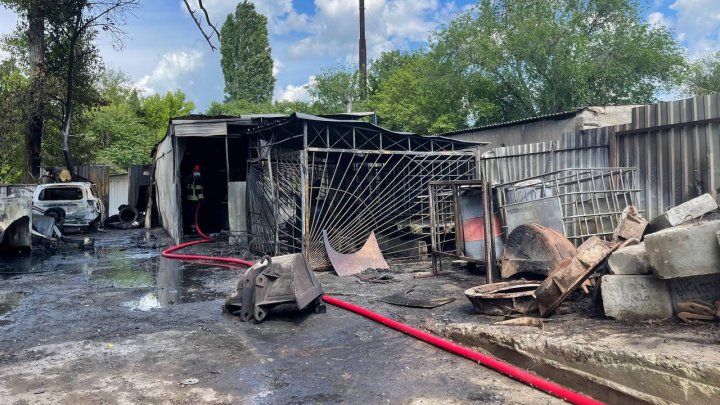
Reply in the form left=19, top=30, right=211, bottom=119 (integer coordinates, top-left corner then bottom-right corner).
left=184, top=169, right=204, bottom=233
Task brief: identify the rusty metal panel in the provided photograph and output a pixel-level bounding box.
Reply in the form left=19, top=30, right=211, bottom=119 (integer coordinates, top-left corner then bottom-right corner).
left=534, top=236, right=614, bottom=316
left=323, top=230, right=389, bottom=276
left=128, top=165, right=151, bottom=209
left=484, top=126, right=614, bottom=184
left=75, top=165, right=110, bottom=219
left=617, top=94, right=720, bottom=220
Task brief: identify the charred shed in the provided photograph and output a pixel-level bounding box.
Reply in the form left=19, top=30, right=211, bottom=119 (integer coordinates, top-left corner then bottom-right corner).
left=150, top=113, right=486, bottom=269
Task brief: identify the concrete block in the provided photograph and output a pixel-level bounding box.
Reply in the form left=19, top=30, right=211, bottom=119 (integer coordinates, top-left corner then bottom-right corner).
left=608, top=243, right=651, bottom=275
left=601, top=275, right=673, bottom=321
left=648, top=194, right=718, bottom=232
left=646, top=220, right=720, bottom=279
left=612, top=206, right=647, bottom=242
left=669, top=274, right=720, bottom=311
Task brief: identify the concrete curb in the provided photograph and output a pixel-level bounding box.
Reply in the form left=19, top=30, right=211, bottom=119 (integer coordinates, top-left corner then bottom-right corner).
left=425, top=320, right=720, bottom=405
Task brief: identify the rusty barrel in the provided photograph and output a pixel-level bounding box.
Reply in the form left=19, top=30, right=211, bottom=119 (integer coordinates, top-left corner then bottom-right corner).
left=459, top=189, right=504, bottom=260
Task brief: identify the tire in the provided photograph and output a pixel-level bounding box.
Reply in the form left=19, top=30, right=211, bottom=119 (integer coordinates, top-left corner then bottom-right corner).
left=44, top=207, right=66, bottom=227
left=118, top=206, right=139, bottom=223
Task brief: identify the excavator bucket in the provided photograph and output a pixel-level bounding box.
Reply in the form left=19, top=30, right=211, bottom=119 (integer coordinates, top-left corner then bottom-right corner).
left=226, top=253, right=324, bottom=322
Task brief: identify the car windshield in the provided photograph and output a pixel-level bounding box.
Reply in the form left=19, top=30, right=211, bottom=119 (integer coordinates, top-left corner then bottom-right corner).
left=39, top=187, right=83, bottom=201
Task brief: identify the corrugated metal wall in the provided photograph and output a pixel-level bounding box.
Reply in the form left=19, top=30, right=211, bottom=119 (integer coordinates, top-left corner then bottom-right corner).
left=75, top=165, right=110, bottom=219
left=108, top=174, right=129, bottom=216
left=484, top=126, right=614, bottom=184
left=616, top=94, right=720, bottom=219
left=128, top=165, right=151, bottom=209
left=482, top=93, right=720, bottom=221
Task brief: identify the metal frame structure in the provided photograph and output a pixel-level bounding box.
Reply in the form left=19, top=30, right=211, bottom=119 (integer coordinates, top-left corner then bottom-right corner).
left=495, top=168, right=641, bottom=246
left=245, top=115, right=482, bottom=269
left=428, top=180, right=495, bottom=277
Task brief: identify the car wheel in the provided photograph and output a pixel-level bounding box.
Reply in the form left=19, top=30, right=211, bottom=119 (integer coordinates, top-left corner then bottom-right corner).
left=44, top=207, right=66, bottom=227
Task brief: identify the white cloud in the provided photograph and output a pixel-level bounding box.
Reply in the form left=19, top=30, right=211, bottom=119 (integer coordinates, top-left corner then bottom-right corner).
left=286, top=0, right=457, bottom=62
left=273, top=58, right=283, bottom=77
left=278, top=76, right=315, bottom=102
left=135, top=49, right=204, bottom=94
left=181, top=0, right=313, bottom=36
left=670, top=0, right=720, bottom=58
left=647, top=11, right=672, bottom=30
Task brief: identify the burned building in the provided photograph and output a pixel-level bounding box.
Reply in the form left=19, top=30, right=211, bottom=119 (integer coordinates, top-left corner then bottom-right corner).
left=150, top=113, right=486, bottom=268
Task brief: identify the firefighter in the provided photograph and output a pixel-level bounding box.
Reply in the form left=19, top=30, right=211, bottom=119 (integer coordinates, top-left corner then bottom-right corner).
left=184, top=164, right=204, bottom=234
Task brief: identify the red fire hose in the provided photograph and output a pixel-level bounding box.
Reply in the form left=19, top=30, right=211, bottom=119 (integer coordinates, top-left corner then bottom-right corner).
left=322, top=295, right=603, bottom=405
left=161, top=203, right=254, bottom=267
left=160, top=204, right=602, bottom=404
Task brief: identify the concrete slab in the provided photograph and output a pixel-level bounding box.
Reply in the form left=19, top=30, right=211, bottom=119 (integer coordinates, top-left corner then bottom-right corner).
left=601, top=275, right=673, bottom=321
left=608, top=242, right=650, bottom=275
left=648, top=193, right=718, bottom=232
left=669, top=273, right=720, bottom=311
left=646, top=220, right=720, bottom=279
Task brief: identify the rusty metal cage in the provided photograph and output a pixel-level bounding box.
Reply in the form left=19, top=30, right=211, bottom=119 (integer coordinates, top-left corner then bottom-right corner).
left=495, top=167, right=641, bottom=246
left=246, top=117, right=480, bottom=269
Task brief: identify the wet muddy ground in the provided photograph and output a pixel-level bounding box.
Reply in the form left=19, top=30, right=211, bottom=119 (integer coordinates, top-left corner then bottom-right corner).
left=0, top=229, right=562, bottom=404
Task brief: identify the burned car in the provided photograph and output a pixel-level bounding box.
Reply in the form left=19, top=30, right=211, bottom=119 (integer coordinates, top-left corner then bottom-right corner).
left=32, top=182, right=104, bottom=231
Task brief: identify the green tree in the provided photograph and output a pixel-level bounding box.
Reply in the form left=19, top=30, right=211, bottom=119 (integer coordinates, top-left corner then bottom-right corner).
left=206, top=98, right=318, bottom=116
left=220, top=1, right=275, bottom=103
left=0, top=0, right=137, bottom=179
left=306, top=67, right=369, bottom=113
left=434, top=0, right=686, bottom=121
left=370, top=51, right=499, bottom=134
left=685, top=52, right=720, bottom=96
left=140, top=90, right=195, bottom=140
left=0, top=58, right=28, bottom=183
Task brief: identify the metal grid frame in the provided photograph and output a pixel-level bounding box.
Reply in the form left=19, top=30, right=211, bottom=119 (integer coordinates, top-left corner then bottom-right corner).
left=427, top=180, right=498, bottom=280
left=246, top=120, right=479, bottom=269
left=495, top=167, right=641, bottom=245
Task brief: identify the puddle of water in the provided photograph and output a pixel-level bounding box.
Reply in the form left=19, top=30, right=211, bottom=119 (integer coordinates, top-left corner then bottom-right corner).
left=123, top=288, right=225, bottom=311
left=120, top=257, right=227, bottom=311
left=0, top=291, right=24, bottom=325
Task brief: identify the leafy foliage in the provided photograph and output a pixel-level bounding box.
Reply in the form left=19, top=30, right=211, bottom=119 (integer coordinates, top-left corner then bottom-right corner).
left=0, top=58, right=28, bottom=183
left=685, top=52, right=720, bottom=96
left=220, top=1, right=275, bottom=103
left=433, top=0, right=686, bottom=120
left=206, top=98, right=319, bottom=116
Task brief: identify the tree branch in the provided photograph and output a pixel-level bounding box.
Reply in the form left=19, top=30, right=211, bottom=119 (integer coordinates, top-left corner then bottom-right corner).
left=183, top=0, right=219, bottom=51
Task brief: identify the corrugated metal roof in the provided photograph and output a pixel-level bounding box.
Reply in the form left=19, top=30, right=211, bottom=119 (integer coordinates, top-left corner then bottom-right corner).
left=168, top=113, right=490, bottom=146
left=433, top=108, right=585, bottom=137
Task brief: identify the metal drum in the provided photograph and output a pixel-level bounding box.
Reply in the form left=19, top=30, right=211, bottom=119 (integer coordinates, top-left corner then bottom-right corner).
left=459, top=189, right=504, bottom=260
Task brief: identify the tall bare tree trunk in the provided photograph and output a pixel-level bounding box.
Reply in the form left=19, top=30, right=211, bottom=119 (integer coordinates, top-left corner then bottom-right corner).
left=24, top=2, right=45, bottom=183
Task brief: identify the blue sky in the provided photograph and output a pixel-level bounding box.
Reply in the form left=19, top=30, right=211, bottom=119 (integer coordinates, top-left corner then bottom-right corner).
left=1, top=0, right=719, bottom=112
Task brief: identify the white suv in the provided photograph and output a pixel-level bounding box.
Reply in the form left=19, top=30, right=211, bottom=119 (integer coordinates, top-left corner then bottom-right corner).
left=33, top=182, right=104, bottom=231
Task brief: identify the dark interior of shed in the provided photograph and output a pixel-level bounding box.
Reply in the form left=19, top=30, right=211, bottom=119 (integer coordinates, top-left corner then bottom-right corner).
left=179, top=136, right=250, bottom=235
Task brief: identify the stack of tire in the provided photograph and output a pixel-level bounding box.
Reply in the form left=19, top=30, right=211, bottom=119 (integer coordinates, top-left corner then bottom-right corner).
left=104, top=205, right=144, bottom=230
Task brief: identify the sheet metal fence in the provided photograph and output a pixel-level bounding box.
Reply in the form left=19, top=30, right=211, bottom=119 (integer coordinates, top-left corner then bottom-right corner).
left=616, top=93, right=720, bottom=219
left=483, top=93, right=720, bottom=222
left=483, top=126, right=614, bottom=184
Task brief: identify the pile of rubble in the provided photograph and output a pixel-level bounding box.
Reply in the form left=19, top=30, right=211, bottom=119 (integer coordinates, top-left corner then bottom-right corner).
left=602, top=193, right=720, bottom=322
left=467, top=193, right=720, bottom=323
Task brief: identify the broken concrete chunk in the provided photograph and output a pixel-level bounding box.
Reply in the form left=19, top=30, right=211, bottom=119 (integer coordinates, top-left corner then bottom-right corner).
left=601, top=275, right=673, bottom=321
left=608, top=242, right=651, bottom=275
left=669, top=274, right=720, bottom=312
left=648, top=194, right=719, bottom=233
left=646, top=220, right=720, bottom=279
left=612, top=206, right=648, bottom=243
